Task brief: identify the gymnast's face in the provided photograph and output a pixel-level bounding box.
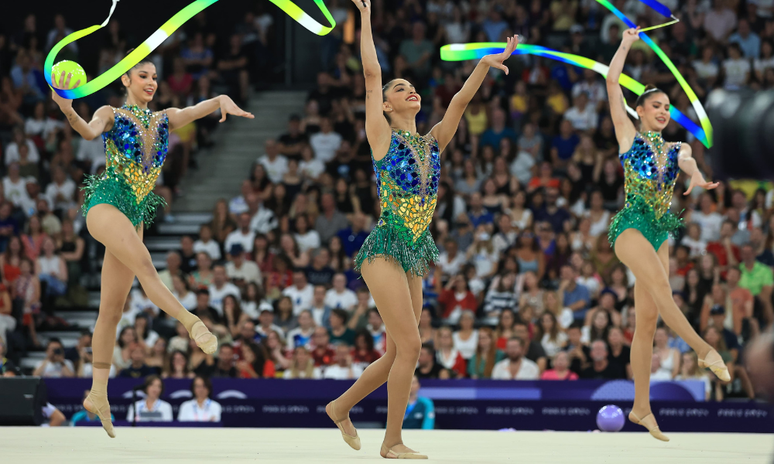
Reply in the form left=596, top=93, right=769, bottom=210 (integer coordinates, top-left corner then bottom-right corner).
left=636, top=92, right=671, bottom=132
left=122, top=62, right=158, bottom=104
left=383, top=79, right=421, bottom=120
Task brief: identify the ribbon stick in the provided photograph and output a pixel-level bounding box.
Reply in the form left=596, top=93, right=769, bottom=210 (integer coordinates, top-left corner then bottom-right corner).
left=439, top=0, right=712, bottom=148
left=45, top=0, right=336, bottom=100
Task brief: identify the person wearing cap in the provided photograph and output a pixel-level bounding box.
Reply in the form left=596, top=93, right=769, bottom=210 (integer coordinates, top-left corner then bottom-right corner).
left=256, top=307, right=285, bottom=340
left=225, top=243, right=261, bottom=287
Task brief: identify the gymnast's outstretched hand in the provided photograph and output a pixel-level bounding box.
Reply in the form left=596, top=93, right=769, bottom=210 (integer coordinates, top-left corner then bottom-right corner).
left=684, top=170, right=719, bottom=195
left=480, top=35, right=519, bottom=75
left=219, top=96, right=254, bottom=122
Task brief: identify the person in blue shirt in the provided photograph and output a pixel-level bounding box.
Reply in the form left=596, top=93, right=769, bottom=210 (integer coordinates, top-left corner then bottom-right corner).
left=728, top=19, right=761, bottom=59
left=479, top=108, right=517, bottom=149
left=337, top=213, right=370, bottom=257
left=559, top=265, right=591, bottom=321
left=403, top=376, right=435, bottom=430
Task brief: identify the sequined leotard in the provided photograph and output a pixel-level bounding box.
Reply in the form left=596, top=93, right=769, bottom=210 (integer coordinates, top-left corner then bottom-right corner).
left=354, top=130, right=441, bottom=276
left=608, top=131, right=683, bottom=250
left=82, top=105, right=168, bottom=227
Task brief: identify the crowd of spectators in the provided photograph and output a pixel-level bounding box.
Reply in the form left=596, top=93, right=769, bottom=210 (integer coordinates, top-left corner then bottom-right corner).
left=2, top=1, right=774, bottom=405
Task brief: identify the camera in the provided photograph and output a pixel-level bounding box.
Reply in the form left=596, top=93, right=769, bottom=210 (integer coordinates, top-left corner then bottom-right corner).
left=53, top=348, right=64, bottom=356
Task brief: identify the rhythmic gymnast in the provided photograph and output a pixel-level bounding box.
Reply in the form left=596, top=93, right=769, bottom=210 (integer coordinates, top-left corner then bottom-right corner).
left=50, top=57, right=253, bottom=437
left=324, top=0, right=517, bottom=459
left=606, top=27, right=730, bottom=441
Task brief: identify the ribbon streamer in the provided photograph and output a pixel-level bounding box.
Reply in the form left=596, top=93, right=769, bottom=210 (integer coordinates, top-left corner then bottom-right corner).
left=45, top=0, right=336, bottom=100
left=440, top=0, right=712, bottom=148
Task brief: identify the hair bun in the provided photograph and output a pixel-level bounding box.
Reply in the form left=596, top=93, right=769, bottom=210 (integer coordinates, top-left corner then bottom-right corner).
left=643, top=84, right=658, bottom=92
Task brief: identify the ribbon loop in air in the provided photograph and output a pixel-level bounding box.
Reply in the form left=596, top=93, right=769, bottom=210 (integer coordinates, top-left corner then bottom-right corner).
left=440, top=0, right=712, bottom=148
left=45, top=0, right=336, bottom=100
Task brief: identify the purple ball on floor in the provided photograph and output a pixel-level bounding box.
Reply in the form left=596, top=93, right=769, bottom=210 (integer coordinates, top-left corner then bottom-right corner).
left=596, top=405, right=625, bottom=432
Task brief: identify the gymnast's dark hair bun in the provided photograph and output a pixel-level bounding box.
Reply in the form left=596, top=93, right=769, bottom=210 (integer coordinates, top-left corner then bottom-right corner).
left=635, top=84, right=664, bottom=107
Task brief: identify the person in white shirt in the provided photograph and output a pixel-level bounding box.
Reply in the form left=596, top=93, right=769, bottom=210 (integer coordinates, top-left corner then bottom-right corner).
left=299, top=144, right=325, bottom=180
left=324, top=343, right=363, bottom=379
left=3, top=163, right=33, bottom=208
left=130, top=285, right=160, bottom=317
left=309, top=117, right=342, bottom=163
left=293, top=214, right=321, bottom=253
left=437, top=238, right=466, bottom=277
left=225, top=243, right=262, bottom=286
left=285, top=311, right=316, bottom=352
left=229, top=180, right=254, bottom=215
left=256, top=308, right=285, bottom=340
left=45, top=166, right=76, bottom=212
left=324, top=273, right=357, bottom=311
left=563, top=92, right=598, bottom=132
left=33, top=339, right=75, bottom=378
left=25, top=102, right=63, bottom=139
left=258, top=139, right=288, bottom=183
left=247, top=194, right=279, bottom=235
left=690, top=192, right=723, bottom=242
left=4, top=128, right=40, bottom=165
left=178, top=376, right=223, bottom=422
left=194, top=224, right=222, bottom=261
left=491, top=338, right=540, bottom=380
left=571, top=69, right=607, bottom=111
left=308, top=285, right=332, bottom=328
left=224, top=212, right=256, bottom=254
left=282, top=269, right=315, bottom=315
left=127, top=375, right=174, bottom=422
left=208, top=266, right=241, bottom=316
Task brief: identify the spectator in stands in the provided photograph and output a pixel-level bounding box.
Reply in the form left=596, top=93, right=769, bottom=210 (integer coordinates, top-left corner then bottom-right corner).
left=691, top=193, right=724, bottom=243
left=739, top=243, right=774, bottom=327
left=118, top=344, right=159, bottom=378
left=467, top=327, right=503, bottom=379
left=127, top=375, right=174, bottom=422
left=480, top=108, right=517, bottom=149
left=195, top=343, right=238, bottom=378
left=415, top=344, right=444, bottom=379
left=309, top=117, right=342, bottom=164
left=580, top=340, right=625, bottom=379
left=226, top=244, right=261, bottom=288
left=652, top=327, right=680, bottom=380
left=309, top=285, right=332, bottom=329
left=258, top=139, right=288, bottom=184
left=324, top=343, right=362, bottom=379
left=540, top=351, right=578, bottom=380
left=564, top=92, right=598, bottom=133
left=284, top=345, right=322, bottom=379
left=45, top=165, right=75, bottom=212
left=22, top=215, right=46, bottom=262
left=725, top=267, right=754, bottom=335
left=162, top=350, right=194, bottom=379
left=193, top=224, right=221, bottom=261
left=0, top=203, right=19, bottom=253
left=3, top=163, right=32, bottom=210
left=434, top=325, right=466, bottom=378
left=134, top=313, right=160, bottom=351
left=208, top=265, right=241, bottom=316
left=366, top=308, right=386, bottom=355
left=399, top=22, right=434, bottom=82
left=220, top=294, right=246, bottom=338
left=159, top=251, right=183, bottom=292
left=178, top=375, right=223, bottom=422
left=329, top=308, right=355, bottom=346
left=33, top=338, right=74, bottom=377
left=16, top=258, right=41, bottom=346
left=306, top=248, right=335, bottom=286
left=283, top=268, right=314, bottom=315
left=286, top=309, right=315, bottom=351
left=492, top=337, right=540, bottom=380
left=437, top=237, right=464, bottom=277
left=316, top=192, right=349, bottom=245
left=263, top=329, right=291, bottom=374
left=347, top=287, right=372, bottom=331
left=607, top=327, right=631, bottom=379
left=453, top=310, right=478, bottom=361
left=537, top=311, right=567, bottom=359
left=294, top=214, right=320, bottom=254
left=325, top=273, right=357, bottom=311
left=179, top=235, right=198, bottom=274
left=189, top=252, right=214, bottom=289
left=278, top=114, right=307, bottom=157
left=225, top=213, right=256, bottom=254
left=564, top=322, right=590, bottom=374
left=438, top=273, right=477, bottom=324
left=559, top=264, right=591, bottom=322
left=311, top=326, right=335, bottom=367
left=351, top=328, right=381, bottom=369
left=514, top=321, right=548, bottom=372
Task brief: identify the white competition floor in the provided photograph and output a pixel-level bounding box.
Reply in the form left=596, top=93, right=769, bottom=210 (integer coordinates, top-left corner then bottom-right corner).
left=2, top=427, right=772, bottom=463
